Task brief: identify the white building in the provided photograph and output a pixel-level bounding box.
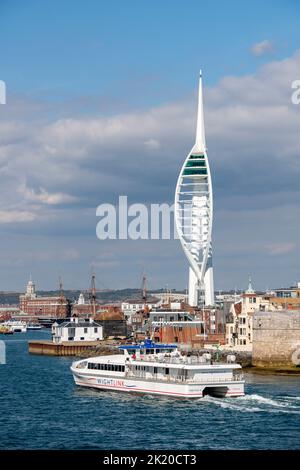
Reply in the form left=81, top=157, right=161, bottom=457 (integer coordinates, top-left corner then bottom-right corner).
left=226, top=278, right=279, bottom=351
left=52, top=317, right=103, bottom=343
left=77, top=293, right=85, bottom=305
left=175, top=72, right=214, bottom=307
left=121, top=297, right=162, bottom=323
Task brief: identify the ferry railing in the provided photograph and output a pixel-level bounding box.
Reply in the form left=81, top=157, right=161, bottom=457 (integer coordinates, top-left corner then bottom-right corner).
left=134, top=355, right=212, bottom=365
left=126, top=371, right=244, bottom=383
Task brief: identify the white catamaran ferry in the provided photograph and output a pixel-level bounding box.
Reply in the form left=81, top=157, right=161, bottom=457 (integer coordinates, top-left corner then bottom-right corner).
left=71, top=340, right=245, bottom=398
left=2, top=320, right=27, bottom=333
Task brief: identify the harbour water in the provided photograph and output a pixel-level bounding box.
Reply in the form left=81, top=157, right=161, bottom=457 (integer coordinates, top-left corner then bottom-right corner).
left=0, top=331, right=300, bottom=450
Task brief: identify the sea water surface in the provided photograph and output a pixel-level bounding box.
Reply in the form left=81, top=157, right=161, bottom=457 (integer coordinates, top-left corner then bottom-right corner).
left=0, top=331, right=299, bottom=449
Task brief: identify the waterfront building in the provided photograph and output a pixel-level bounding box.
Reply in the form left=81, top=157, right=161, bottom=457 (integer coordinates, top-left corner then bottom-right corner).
left=19, top=277, right=70, bottom=318
left=175, top=72, right=214, bottom=307
left=121, top=296, right=162, bottom=322
left=149, top=310, right=225, bottom=348
left=52, top=317, right=103, bottom=343
left=95, top=308, right=127, bottom=338
left=225, top=278, right=279, bottom=350
left=71, top=292, right=102, bottom=317
left=267, top=282, right=300, bottom=310
left=151, top=292, right=188, bottom=304
left=0, top=306, right=20, bottom=321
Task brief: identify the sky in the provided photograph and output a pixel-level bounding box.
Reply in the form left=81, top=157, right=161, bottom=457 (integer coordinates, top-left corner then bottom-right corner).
left=0, top=0, right=300, bottom=292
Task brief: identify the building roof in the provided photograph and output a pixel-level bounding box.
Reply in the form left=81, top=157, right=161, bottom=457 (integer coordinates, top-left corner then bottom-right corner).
left=123, top=297, right=160, bottom=305
left=97, top=310, right=124, bottom=321
left=54, top=320, right=101, bottom=328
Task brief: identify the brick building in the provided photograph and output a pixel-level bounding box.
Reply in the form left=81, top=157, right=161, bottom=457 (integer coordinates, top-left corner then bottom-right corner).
left=19, top=278, right=70, bottom=318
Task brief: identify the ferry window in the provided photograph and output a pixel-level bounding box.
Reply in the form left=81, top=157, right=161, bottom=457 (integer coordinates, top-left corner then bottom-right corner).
left=155, top=349, right=160, bottom=354
left=165, top=368, right=169, bottom=375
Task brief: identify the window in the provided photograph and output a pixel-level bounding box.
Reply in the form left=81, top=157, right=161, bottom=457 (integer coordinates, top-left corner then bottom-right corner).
left=154, top=367, right=158, bottom=374
left=84, top=328, right=88, bottom=333
left=94, top=327, right=98, bottom=333
left=165, top=368, right=169, bottom=375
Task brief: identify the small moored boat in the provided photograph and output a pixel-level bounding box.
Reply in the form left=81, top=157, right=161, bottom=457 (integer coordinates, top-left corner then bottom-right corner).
left=2, top=320, right=27, bottom=333
left=27, top=323, right=43, bottom=330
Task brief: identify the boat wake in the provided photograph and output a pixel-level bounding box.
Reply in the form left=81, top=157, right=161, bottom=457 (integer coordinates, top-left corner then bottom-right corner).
left=202, top=394, right=300, bottom=414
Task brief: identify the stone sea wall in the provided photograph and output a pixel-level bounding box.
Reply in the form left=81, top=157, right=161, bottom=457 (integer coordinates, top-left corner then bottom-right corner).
left=252, top=310, right=300, bottom=369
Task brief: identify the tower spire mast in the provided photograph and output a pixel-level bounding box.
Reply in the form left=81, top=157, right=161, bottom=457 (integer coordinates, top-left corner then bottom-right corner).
left=195, top=70, right=206, bottom=153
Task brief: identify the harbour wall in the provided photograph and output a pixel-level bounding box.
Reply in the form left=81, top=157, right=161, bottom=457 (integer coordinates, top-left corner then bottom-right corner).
left=28, top=340, right=107, bottom=356
left=252, top=310, right=300, bottom=369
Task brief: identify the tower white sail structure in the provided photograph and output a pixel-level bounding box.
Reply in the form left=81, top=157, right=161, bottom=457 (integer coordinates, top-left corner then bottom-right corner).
left=175, top=72, right=214, bottom=307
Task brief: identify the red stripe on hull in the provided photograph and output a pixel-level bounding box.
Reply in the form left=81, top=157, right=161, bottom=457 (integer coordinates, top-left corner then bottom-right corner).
left=75, top=379, right=244, bottom=398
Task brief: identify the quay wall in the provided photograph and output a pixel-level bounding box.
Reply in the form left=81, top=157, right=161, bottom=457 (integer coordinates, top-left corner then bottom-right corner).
left=252, top=311, right=300, bottom=369
left=28, top=340, right=106, bottom=356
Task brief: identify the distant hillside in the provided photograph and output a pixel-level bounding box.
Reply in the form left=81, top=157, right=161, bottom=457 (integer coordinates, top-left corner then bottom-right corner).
left=0, top=288, right=185, bottom=306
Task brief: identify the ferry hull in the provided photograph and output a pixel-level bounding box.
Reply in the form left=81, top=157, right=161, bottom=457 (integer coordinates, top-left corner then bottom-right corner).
left=72, top=371, right=244, bottom=398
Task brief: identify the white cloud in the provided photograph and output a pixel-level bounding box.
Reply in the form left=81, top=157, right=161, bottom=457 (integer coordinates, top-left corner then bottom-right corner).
left=251, top=40, right=274, bottom=56
left=265, top=243, right=296, bottom=256
left=144, top=139, right=161, bottom=151
left=0, top=210, right=36, bottom=224
left=21, top=185, right=78, bottom=205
